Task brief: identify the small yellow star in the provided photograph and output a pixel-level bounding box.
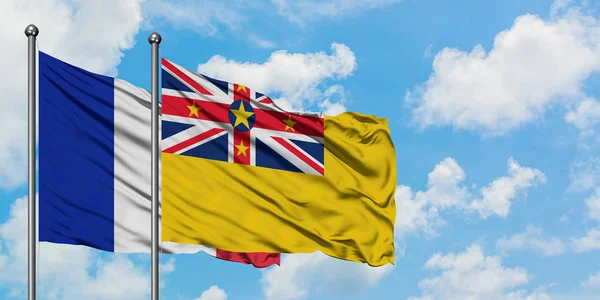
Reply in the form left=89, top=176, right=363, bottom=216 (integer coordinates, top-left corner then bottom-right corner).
left=187, top=101, right=201, bottom=118
left=230, top=102, right=254, bottom=129
left=283, top=116, right=297, bottom=132
left=236, top=84, right=247, bottom=92
left=235, top=140, right=249, bottom=157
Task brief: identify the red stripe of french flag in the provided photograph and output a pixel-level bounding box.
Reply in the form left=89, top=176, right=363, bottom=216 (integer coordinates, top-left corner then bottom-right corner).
left=215, top=249, right=280, bottom=268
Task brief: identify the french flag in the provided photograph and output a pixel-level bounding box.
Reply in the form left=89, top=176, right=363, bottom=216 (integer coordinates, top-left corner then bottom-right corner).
left=37, top=51, right=280, bottom=268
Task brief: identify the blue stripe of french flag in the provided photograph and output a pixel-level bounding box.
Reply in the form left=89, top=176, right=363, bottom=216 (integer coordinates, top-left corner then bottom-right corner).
left=37, top=51, right=280, bottom=268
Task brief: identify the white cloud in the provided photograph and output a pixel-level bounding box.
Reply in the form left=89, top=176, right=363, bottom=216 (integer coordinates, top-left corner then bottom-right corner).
left=143, top=0, right=243, bottom=37
left=406, top=3, right=600, bottom=136
left=570, top=182, right=600, bottom=253
left=272, top=0, right=402, bottom=25
left=317, top=85, right=348, bottom=116
left=70, top=256, right=149, bottom=299
left=143, top=0, right=278, bottom=48
left=394, top=158, right=466, bottom=238
left=565, top=98, right=600, bottom=136
left=158, top=257, right=176, bottom=288
left=409, top=244, right=536, bottom=300
left=468, top=158, right=546, bottom=219
left=571, top=228, right=600, bottom=253
left=0, top=196, right=151, bottom=299
left=396, top=157, right=545, bottom=238
left=504, top=290, right=553, bottom=300
left=560, top=213, right=571, bottom=223
left=394, top=184, right=441, bottom=239
left=422, top=157, right=470, bottom=209
left=194, top=285, right=228, bottom=300
left=0, top=0, right=144, bottom=189
left=318, top=99, right=347, bottom=116
left=197, top=43, right=356, bottom=112
left=581, top=270, right=600, bottom=289
left=424, top=44, right=434, bottom=58
left=568, top=157, right=600, bottom=193
left=496, top=225, right=566, bottom=256
left=550, top=0, right=574, bottom=17
left=160, top=257, right=176, bottom=273
left=248, top=35, right=277, bottom=49
left=260, top=251, right=394, bottom=300
left=585, top=188, right=600, bottom=222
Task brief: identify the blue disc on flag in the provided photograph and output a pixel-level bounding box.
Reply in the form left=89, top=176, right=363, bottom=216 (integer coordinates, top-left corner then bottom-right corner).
left=228, top=100, right=256, bottom=132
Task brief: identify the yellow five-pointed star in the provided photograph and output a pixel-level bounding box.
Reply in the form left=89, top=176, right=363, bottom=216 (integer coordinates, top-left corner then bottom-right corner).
left=283, top=116, right=296, bottom=132
left=230, top=103, right=254, bottom=129
left=187, top=101, right=201, bottom=118
left=235, top=140, right=249, bottom=157
left=237, top=84, right=247, bottom=92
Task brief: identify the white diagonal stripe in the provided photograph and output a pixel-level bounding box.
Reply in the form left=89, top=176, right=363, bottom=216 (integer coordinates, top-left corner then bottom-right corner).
left=162, top=114, right=231, bottom=127
left=228, top=126, right=235, bottom=163
left=171, top=130, right=227, bottom=155
left=163, top=61, right=232, bottom=104
left=278, top=136, right=324, bottom=170
left=162, top=88, right=215, bottom=102
left=250, top=133, right=257, bottom=166
left=256, top=135, right=321, bottom=176
left=162, top=119, right=228, bottom=150
left=253, top=127, right=324, bottom=144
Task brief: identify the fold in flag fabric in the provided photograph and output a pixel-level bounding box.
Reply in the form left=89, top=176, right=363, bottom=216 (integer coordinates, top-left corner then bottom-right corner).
left=38, top=51, right=279, bottom=268
left=161, top=58, right=397, bottom=266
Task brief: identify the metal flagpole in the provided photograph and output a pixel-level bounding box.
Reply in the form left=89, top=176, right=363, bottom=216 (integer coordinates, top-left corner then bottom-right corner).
left=149, top=32, right=162, bottom=300
left=25, top=24, right=39, bottom=300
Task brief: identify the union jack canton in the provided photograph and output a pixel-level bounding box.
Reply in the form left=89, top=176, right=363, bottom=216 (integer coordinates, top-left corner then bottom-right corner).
left=161, top=58, right=325, bottom=176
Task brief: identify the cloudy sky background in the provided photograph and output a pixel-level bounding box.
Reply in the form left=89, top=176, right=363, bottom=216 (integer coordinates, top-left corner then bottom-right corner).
left=1, top=0, right=600, bottom=299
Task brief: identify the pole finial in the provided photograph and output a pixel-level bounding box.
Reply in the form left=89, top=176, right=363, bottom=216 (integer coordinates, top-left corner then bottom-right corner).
left=148, top=32, right=162, bottom=44
left=24, top=24, right=39, bottom=37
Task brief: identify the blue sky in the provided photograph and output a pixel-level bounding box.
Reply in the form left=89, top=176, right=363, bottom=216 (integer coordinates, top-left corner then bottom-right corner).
left=1, top=0, right=600, bottom=299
